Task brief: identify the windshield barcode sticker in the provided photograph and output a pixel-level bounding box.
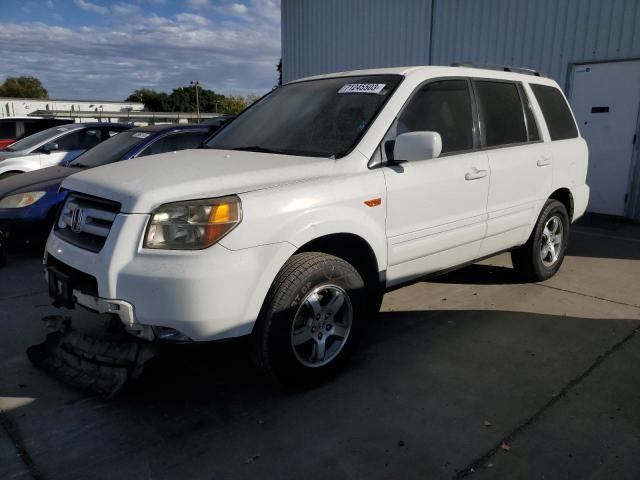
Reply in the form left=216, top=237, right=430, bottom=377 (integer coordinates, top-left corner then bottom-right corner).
left=132, top=132, right=151, bottom=138
left=338, top=83, right=386, bottom=94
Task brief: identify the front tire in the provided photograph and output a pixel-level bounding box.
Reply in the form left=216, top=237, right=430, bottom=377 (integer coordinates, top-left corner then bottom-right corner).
left=511, top=199, right=570, bottom=282
left=251, top=252, right=366, bottom=388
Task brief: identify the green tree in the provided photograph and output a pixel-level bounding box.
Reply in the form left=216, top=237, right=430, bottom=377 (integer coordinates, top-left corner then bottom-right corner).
left=0, top=76, right=48, bottom=99
left=125, top=88, right=171, bottom=111
left=125, top=85, right=260, bottom=115
left=217, top=95, right=248, bottom=114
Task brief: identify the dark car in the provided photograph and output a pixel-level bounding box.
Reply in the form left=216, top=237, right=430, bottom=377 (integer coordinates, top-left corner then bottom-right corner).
left=202, top=115, right=235, bottom=129
left=0, top=124, right=216, bottom=251
left=0, top=117, right=72, bottom=150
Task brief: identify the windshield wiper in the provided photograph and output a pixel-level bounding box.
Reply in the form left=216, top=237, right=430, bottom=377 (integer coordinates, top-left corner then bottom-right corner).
left=230, top=145, right=282, bottom=154
left=69, top=162, right=90, bottom=169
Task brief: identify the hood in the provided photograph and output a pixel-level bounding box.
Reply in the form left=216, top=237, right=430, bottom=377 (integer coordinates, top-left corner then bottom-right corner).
left=0, top=166, right=78, bottom=198
left=62, top=149, right=337, bottom=213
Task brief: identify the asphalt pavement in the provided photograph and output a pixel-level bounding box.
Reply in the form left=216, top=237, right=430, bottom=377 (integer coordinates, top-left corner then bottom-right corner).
left=1, top=216, right=639, bottom=479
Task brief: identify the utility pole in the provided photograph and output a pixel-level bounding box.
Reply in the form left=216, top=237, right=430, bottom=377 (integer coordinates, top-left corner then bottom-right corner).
left=190, top=81, right=201, bottom=122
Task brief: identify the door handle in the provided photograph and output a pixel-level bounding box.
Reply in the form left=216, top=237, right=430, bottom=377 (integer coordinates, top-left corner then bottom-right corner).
left=537, top=156, right=552, bottom=167
left=465, top=168, right=488, bottom=181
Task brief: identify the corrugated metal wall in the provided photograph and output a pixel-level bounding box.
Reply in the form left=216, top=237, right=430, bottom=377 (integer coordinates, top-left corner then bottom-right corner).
left=282, top=0, right=433, bottom=82
left=430, top=0, right=640, bottom=90
left=281, top=0, right=640, bottom=220
left=283, top=0, right=640, bottom=87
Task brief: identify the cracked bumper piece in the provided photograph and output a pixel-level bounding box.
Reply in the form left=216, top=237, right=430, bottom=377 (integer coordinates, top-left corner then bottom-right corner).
left=73, top=290, right=193, bottom=342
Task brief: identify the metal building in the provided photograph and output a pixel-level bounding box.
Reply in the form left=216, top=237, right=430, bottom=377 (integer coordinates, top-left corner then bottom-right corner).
left=281, top=0, right=640, bottom=220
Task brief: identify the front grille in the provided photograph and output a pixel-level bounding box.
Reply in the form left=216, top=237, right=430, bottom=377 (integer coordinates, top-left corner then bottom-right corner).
left=47, top=254, right=99, bottom=297
left=54, top=193, right=121, bottom=253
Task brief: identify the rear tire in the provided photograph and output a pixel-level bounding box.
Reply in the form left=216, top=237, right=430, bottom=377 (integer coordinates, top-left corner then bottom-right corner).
left=251, top=252, right=366, bottom=388
left=511, top=199, right=569, bottom=282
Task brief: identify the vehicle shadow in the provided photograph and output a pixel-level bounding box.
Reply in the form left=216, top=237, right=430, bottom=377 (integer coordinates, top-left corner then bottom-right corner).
left=426, top=263, right=526, bottom=286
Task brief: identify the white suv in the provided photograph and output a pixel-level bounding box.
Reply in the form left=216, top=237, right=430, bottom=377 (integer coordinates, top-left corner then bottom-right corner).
left=45, top=66, right=589, bottom=386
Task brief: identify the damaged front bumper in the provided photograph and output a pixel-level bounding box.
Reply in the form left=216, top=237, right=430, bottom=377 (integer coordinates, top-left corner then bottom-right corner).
left=45, top=265, right=192, bottom=343
left=71, top=290, right=193, bottom=343
left=72, top=290, right=152, bottom=340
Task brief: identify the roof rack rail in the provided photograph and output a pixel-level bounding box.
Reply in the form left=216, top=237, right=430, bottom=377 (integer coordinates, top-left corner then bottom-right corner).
left=450, top=62, right=545, bottom=77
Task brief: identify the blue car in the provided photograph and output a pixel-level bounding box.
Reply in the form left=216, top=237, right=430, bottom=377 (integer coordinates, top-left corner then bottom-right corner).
left=0, top=124, right=217, bottom=249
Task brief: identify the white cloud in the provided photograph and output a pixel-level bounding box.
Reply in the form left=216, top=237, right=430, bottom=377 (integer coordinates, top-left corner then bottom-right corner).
left=214, top=2, right=249, bottom=17
left=216, top=0, right=280, bottom=22
left=175, top=13, right=210, bottom=26
left=0, top=1, right=281, bottom=100
left=74, top=0, right=108, bottom=14
left=186, top=0, right=212, bottom=9
left=47, top=0, right=54, bottom=9
left=111, top=3, right=141, bottom=16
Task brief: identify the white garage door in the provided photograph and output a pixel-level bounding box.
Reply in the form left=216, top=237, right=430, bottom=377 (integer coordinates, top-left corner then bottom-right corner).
left=569, top=60, right=640, bottom=216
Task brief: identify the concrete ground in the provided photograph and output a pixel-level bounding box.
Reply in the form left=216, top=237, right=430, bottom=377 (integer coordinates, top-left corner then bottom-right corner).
left=1, top=216, right=639, bottom=480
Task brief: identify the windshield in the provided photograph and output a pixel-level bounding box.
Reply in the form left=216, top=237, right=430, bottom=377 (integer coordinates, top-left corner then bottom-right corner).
left=205, top=75, right=402, bottom=158
left=3, top=125, right=73, bottom=152
left=69, top=130, right=149, bottom=168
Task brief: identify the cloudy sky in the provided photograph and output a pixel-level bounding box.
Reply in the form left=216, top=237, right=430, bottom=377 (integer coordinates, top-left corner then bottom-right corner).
left=0, top=0, right=281, bottom=100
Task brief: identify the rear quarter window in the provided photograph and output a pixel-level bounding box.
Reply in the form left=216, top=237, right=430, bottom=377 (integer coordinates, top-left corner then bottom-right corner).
left=530, top=84, right=579, bottom=141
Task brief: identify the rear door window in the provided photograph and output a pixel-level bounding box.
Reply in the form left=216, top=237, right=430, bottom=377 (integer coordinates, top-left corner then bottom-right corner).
left=530, top=84, right=579, bottom=140
left=56, top=128, right=104, bottom=151
left=474, top=81, right=528, bottom=147
left=137, top=131, right=209, bottom=157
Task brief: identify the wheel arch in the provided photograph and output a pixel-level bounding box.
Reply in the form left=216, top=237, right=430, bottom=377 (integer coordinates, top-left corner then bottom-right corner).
left=0, top=170, right=25, bottom=179
left=549, top=188, right=574, bottom=221
left=295, top=233, right=383, bottom=293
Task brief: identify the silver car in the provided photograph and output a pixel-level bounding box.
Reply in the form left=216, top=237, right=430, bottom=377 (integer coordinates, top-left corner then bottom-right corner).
left=0, top=122, right=130, bottom=180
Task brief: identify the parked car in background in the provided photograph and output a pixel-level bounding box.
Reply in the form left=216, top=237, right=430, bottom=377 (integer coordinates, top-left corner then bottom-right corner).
left=0, top=122, right=130, bottom=179
left=0, top=124, right=216, bottom=249
left=203, top=115, right=235, bottom=129
left=0, top=117, right=72, bottom=150
left=45, top=66, right=589, bottom=386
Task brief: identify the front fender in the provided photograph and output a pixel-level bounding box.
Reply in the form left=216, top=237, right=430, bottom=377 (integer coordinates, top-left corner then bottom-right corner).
left=220, top=170, right=388, bottom=271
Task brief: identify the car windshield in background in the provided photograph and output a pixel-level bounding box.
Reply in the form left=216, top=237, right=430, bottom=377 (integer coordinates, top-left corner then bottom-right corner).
left=69, top=130, right=149, bottom=168
left=2, top=125, right=71, bottom=152
left=205, top=75, right=402, bottom=158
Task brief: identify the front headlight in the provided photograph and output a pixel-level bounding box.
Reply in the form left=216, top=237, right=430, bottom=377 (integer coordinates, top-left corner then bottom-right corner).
left=144, top=195, right=242, bottom=250
left=0, top=191, right=46, bottom=209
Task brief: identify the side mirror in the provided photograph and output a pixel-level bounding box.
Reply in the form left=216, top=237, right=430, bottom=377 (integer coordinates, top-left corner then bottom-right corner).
left=41, top=142, right=59, bottom=154
left=393, top=131, right=442, bottom=162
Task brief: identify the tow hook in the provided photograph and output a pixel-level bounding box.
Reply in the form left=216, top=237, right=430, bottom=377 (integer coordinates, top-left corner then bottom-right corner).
left=27, top=315, right=159, bottom=399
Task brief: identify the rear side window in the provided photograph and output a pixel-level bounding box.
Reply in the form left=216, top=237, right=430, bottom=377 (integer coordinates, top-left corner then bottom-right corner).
left=56, top=128, right=104, bottom=151
left=474, top=81, right=527, bottom=147
left=530, top=84, right=578, bottom=140
left=138, top=131, right=209, bottom=157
